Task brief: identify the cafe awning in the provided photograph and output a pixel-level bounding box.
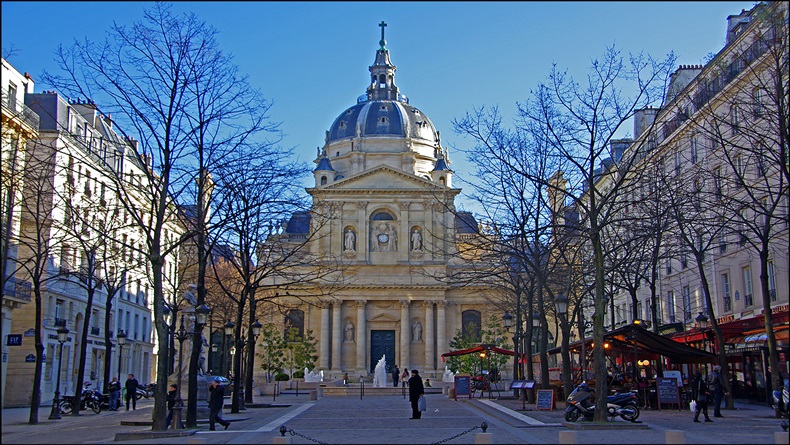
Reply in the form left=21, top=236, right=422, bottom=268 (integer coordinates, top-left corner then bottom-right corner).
left=441, top=344, right=525, bottom=361
left=548, top=323, right=716, bottom=364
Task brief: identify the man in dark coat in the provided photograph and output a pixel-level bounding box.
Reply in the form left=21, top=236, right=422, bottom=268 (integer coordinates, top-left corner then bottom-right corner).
left=208, top=378, right=230, bottom=430
left=392, top=366, right=400, bottom=388
left=124, top=374, right=139, bottom=410
left=708, top=365, right=729, bottom=417
left=408, top=369, right=425, bottom=419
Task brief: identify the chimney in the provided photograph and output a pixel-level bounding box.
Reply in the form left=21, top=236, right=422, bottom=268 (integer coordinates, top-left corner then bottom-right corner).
left=103, top=113, right=112, bottom=129
left=726, top=9, right=750, bottom=44
left=634, top=107, right=658, bottom=139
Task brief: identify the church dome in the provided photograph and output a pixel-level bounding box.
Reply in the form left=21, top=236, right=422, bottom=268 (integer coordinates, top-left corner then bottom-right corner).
left=325, top=22, right=438, bottom=146
left=326, top=100, right=438, bottom=144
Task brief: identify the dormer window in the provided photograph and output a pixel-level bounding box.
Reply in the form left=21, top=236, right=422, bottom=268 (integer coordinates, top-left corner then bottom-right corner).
left=380, top=105, right=388, bottom=111
left=379, top=117, right=388, bottom=124
left=339, top=121, right=347, bottom=129
left=320, top=176, right=328, bottom=185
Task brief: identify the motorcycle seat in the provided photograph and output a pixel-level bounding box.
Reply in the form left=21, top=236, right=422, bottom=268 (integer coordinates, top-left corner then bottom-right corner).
left=607, top=392, right=634, bottom=403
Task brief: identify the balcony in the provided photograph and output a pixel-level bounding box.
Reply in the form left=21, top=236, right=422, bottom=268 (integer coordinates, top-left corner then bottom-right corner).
left=54, top=318, right=67, bottom=327
left=2, top=277, right=32, bottom=304
left=1, top=92, right=40, bottom=132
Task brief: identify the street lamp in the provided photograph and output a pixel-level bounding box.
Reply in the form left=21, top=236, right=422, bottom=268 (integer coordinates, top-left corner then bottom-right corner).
left=695, top=312, right=709, bottom=354
left=117, top=330, right=127, bottom=383
left=211, top=344, right=218, bottom=374
left=224, top=321, right=234, bottom=379
left=243, top=321, right=263, bottom=405
left=172, top=303, right=211, bottom=429
left=554, top=295, right=570, bottom=397
left=48, top=326, right=69, bottom=420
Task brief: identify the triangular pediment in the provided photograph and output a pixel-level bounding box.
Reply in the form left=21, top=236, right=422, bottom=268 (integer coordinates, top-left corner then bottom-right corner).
left=368, top=312, right=400, bottom=323
left=318, top=165, right=442, bottom=191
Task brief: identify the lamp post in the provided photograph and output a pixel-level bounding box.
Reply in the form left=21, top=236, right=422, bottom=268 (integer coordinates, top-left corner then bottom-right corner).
left=244, top=321, right=262, bottom=404
left=211, top=344, right=218, bottom=374
left=695, top=312, right=709, bottom=352
left=171, top=303, right=210, bottom=429
left=117, top=330, right=127, bottom=384
left=48, top=326, right=69, bottom=420
left=224, top=321, right=234, bottom=379
left=554, top=295, right=571, bottom=398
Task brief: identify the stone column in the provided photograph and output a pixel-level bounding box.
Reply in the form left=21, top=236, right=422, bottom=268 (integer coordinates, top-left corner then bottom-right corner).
left=319, top=301, right=330, bottom=370
left=400, top=300, right=410, bottom=368
left=436, top=301, right=447, bottom=369
left=424, top=301, right=435, bottom=373
left=356, top=300, right=367, bottom=373
left=332, top=301, right=342, bottom=371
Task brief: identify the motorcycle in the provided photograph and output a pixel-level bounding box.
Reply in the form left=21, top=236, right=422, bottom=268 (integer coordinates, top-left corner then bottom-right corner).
left=564, top=381, right=640, bottom=422
left=772, top=379, right=789, bottom=431
left=135, top=382, right=156, bottom=400
left=59, top=382, right=102, bottom=414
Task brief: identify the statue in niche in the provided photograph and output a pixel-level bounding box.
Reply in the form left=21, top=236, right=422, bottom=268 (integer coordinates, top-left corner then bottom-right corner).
left=344, top=228, right=356, bottom=251
left=385, top=223, right=397, bottom=251
left=411, top=229, right=422, bottom=251
left=344, top=321, right=354, bottom=342
left=412, top=320, right=422, bottom=342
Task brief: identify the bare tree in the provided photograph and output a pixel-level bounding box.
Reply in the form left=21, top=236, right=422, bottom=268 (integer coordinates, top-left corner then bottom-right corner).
left=43, top=3, right=281, bottom=429
left=515, top=46, right=675, bottom=421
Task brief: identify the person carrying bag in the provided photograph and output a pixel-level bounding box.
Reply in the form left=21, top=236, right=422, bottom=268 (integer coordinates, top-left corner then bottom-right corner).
left=691, top=370, right=712, bottom=422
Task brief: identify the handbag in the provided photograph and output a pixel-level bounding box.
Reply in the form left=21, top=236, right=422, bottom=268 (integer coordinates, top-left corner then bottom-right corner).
left=690, top=399, right=697, bottom=412
left=698, top=394, right=708, bottom=404
left=417, top=395, right=427, bottom=412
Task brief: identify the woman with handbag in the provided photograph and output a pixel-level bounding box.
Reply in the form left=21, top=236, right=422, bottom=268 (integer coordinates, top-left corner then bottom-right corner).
left=691, top=370, right=713, bottom=422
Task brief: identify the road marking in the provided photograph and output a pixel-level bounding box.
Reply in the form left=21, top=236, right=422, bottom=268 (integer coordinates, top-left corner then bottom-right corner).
left=256, top=403, right=315, bottom=431
left=478, top=399, right=547, bottom=425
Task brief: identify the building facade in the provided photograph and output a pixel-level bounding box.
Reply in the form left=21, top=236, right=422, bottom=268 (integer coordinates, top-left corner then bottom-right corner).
left=603, top=2, right=788, bottom=402
left=260, top=27, right=497, bottom=381
left=1, top=58, right=38, bottom=408
left=1, top=74, right=182, bottom=406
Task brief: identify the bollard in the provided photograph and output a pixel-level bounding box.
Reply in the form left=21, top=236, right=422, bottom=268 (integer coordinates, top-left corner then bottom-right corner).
left=775, top=432, right=789, bottom=445
left=316, top=386, right=323, bottom=398
left=448, top=388, right=455, bottom=399
left=173, top=405, right=184, bottom=430
left=558, top=430, right=578, bottom=444
left=665, top=430, right=685, bottom=444
left=442, top=386, right=448, bottom=396
left=309, top=390, right=318, bottom=401
left=473, top=433, right=493, bottom=444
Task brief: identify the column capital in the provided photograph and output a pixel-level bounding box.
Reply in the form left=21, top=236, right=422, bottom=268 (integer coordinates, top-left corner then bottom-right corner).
left=332, top=299, right=343, bottom=308
left=400, top=299, right=411, bottom=308
left=398, top=201, right=410, bottom=210
left=355, top=299, right=367, bottom=308
left=319, top=300, right=332, bottom=309
left=424, top=300, right=435, bottom=309
left=436, top=300, right=447, bottom=308
left=357, top=201, right=368, bottom=209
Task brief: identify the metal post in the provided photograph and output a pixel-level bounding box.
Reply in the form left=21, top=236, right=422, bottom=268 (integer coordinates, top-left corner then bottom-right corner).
left=175, top=316, right=186, bottom=429
left=48, top=338, right=66, bottom=420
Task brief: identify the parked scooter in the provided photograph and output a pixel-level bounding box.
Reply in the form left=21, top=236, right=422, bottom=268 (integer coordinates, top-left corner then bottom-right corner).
left=135, top=382, right=156, bottom=400
left=564, top=381, right=640, bottom=422
left=772, top=379, right=789, bottom=431
left=59, top=382, right=102, bottom=414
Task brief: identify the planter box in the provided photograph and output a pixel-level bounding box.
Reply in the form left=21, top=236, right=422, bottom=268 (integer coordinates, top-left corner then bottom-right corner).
left=258, top=382, right=281, bottom=396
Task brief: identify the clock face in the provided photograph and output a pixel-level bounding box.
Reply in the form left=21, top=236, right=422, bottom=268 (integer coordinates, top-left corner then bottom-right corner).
left=377, top=233, right=389, bottom=243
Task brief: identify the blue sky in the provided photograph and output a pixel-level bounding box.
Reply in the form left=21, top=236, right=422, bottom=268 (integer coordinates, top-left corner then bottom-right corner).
left=2, top=1, right=756, bottom=211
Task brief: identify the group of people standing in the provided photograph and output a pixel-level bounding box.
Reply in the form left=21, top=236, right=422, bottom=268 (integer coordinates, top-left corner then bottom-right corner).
left=105, top=374, right=140, bottom=411
left=691, top=365, right=729, bottom=422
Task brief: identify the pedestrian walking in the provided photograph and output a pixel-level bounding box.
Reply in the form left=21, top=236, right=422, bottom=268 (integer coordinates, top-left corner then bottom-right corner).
left=208, top=377, right=230, bottom=430
left=124, top=374, right=139, bottom=410
left=408, top=369, right=425, bottom=419
left=401, top=368, right=409, bottom=388
left=108, top=377, right=121, bottom=411
left=708, top=365, right=728, bottom=417
left=392, top=366, right=400, bottom=388
left=691, top=371, right=713, bottom=423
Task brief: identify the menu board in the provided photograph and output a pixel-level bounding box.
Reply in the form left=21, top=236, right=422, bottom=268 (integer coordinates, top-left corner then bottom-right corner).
left=656, top=377, right=680, bottom=410
left=536, top=389, right=555, bottom=410
left=454, top=374, right=471, bottom=400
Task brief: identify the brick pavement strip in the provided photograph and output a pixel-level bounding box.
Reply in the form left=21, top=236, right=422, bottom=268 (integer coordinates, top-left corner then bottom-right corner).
left=1, top=395, right=785, bottom=444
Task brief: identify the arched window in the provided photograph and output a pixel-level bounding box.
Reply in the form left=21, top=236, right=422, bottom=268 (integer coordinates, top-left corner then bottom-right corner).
left=371, top=211, right=394, bottom=221
left=284, top=309, right=305, bottom=340
left=461, top=310, right=482, bottom=342
left=320, top=176, right=327, bottom=185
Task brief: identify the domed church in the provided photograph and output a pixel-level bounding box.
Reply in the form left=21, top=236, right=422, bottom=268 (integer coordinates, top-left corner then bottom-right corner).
left=267, top=23, right=496, bottom=379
